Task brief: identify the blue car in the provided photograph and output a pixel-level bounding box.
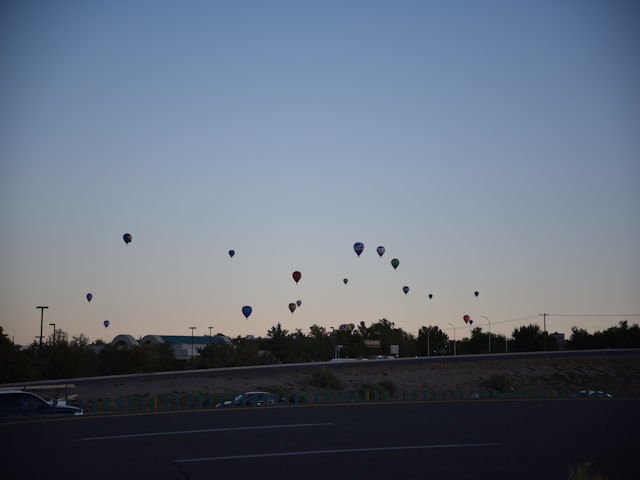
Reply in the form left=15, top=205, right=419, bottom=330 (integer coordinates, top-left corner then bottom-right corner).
left=0, top=390, right=83, bottom=417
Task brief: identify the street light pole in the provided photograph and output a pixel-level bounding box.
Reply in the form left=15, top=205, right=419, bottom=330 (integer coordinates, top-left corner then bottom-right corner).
left=208, top=326, right=213, bottom=344
left=49, top=323, right=56, bottom=344
left=36, top=306, right=48, bottom=351
left=189, top=327, right=196, bottom=360
left=448, top=323, right=456, bottom=356
left=481, top=316, right=491, bottom=353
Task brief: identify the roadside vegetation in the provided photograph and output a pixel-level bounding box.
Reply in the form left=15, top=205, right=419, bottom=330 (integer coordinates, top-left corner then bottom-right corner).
left=1, top=320, right=639, bottom=383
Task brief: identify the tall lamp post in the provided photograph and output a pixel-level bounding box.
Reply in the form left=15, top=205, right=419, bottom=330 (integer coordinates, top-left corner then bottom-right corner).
left=189, top=327, right=196, bottom=360
left=36, top=306, right=48, bottom=351
left=481, top=316, right=491, bottom=353
left=49, top=323, right=56, bottom=344
left=448, top=323, right=456, bottom=356
left=208, top=326, right=213, bottom=344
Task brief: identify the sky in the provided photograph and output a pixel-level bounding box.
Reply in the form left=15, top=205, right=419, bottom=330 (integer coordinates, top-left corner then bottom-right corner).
left=1, top=0, right=639, bottom=347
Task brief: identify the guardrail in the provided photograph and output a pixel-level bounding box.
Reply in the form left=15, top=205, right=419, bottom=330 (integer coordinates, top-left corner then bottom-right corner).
left=69, top=388, right=635, bottom=414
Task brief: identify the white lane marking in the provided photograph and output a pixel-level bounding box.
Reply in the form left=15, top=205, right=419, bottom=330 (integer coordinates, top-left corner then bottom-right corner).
left=80, top=422, right=334, bottom=441
left=174, top=442, right=503, bottom=463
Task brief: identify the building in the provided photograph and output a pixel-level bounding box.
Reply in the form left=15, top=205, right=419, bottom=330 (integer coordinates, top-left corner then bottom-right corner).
left=110, top=334, right=232, bottom=360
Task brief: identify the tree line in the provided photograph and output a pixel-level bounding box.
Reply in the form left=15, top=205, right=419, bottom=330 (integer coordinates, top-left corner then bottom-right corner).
left=1, top=320, right=638, bottom=383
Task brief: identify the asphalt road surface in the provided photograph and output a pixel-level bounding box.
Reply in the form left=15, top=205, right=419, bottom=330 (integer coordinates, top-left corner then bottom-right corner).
left=2, top=398, right=637, bottom=479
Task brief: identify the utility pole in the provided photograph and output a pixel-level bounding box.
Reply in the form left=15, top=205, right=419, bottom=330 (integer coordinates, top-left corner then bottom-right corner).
left=482, top=316, right=491, bottom=353
left=36, top=306, right=48, bottom=351
left=448, top=323, right=456, bottom=356
left=208, top=326, right=213, bottom=344
left=49, top=323, right=56, bottom=344
left=539, top=313, right=549, bottom=350
left=189, top=327, right=196, bottom=360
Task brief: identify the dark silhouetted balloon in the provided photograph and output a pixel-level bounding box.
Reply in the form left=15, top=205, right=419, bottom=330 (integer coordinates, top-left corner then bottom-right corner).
left=469, top=319, right=474, bottom=325
left=403, top=286, right=409, bottom=295
left=360, top=321, right=365, bottom=327
left=391, top=258, right=399, bottom=270
left=289, top=303, right=297, bottom=314
left=474, top=291, right=479, bottom=297
left=123, top=233, right=132, bottom=244
left=296, top=300, right=301, bottom=307
left=343, top=278, right=348, bottom=285
left=229, top=250, right=235, bottom=258
left=376, top=246, right=385, bottom=257
left=292, top=271, right=301, bottom=284
left=353, top=242, right=364, bottom=257
left=86, top=293, right=93, bottom=302
left=428, top=293, right=433, bottom=300
left=103, top=320, right=110, bottom=328
left=242, top=306, right=252, bottom=319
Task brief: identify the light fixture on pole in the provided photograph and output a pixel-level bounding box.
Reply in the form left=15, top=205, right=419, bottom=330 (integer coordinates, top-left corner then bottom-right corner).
left=448, top=323, right=456, bottom=356
left=49, top=323, right=56, bottom=343
left=481, top=316, right=491, bottom=353
left=189, top=327, right=196, bottom=360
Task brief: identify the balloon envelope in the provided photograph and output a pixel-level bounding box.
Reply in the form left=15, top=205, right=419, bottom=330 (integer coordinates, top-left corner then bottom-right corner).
left=292, top=271, right=301, bottom=284
left=242, top=306, right=252, bottom=319
left=376, top=246, right=385, bottom=257
left=428, top=293, right=433, bottom=299
left=353, top=242, right=364, bottom=257
left=123, top=233, right=132, bottom=244
left=288, top=303, right=296, bottom=313
left=403, top=286, right=409, bottom=294
left=391, top=258, right=399, bottom=270
left=360, top=321, right=365, bottom=327
left=474, top=291, right=479, bottom=297
left=103, top=320, right=109, bottom=328
left=86, top=293, right=92, bottom=302
left=229, top=250, right=235, bottom=258
left=343, top=278, right=348, bottom=285
left=296, top=300, right=301, bottom=307
left=463, top=314, right=470, bottom=324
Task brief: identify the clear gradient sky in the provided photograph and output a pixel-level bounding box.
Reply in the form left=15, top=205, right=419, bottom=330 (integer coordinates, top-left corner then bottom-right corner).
left=1, top=0, right=639, bottom=347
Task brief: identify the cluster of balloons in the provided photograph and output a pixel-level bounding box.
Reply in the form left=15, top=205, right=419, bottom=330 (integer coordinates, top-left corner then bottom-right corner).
left=463, top=315, right=474, bottom=325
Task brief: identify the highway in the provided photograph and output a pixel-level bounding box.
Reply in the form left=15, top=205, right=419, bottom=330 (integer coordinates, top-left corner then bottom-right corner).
left=2, top=398, right=637, bottom=479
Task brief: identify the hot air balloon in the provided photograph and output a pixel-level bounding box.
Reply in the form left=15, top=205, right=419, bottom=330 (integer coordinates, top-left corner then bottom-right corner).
left=103, top=320, right=110, bottom=328
left=289, top=303, right=296, bottom=314
left=360, top=321, right=365, bottom=327
left=469, top=319, right=474, bottom=325
left=229, top=250, right=235, bottom=258
left=403, top=286, right=409, bottom=295
left=463, top=315, right=470, bottom=324
left=292, top=271, right=301, bottom=284
left=353, top=242, right=364, bottom=257
left=123, top=233, right=132, bottom=245
left=242, top=306, right=252, bottom=319
left=296, top=300, right=301, bottom=307
left=428, top=293, right=433, bottom=300
left=343, top=278, right=348, bottom=285
left=349, top=323, right=355, bottom=331
left=86, top=293, right=93, bottom=302
left=391, top=258, right=399, bottom=270
left=376, top=246, right=385, bottom=257
left=474, top=291, right=479, bottom=297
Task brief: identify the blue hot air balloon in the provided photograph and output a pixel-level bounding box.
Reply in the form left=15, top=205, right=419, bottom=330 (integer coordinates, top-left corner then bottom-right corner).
left=353, top=242, right=364, bottom=257
left=403, top=286, right=409, bottom=295
left=103, top=320, right=110, bottom=328
left=376, top=246, right=385, bottom=257
left=428, top=293, right=433, bottom=300
left=123, top=233, right=132, bottom=244
left=242, top=306, right=252, bottom=319
left=86, top=293, right=93, bottom=302
left=229, top=250, right=235, bottom=258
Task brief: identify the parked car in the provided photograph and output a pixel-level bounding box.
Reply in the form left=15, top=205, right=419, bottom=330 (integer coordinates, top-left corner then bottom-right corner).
left=215, top=391, right=283, bottom=408
left=571, top=390, right=613, bottom=398
left=0, top=390, right=83, bottom=417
